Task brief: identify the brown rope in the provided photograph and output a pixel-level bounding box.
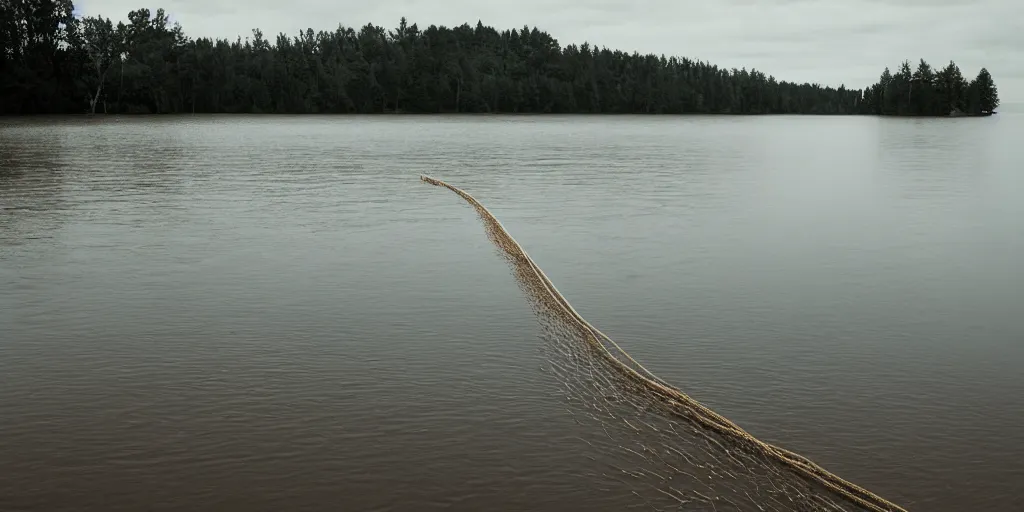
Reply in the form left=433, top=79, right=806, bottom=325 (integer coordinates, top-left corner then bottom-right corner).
left=421, top=175, right=909, bottom=512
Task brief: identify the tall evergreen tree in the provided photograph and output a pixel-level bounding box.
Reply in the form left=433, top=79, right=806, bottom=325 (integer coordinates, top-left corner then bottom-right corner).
left=911, top=59, right=937, bottom=115
left=974, top=67, right=999, bottom=113
left=935, top=61, right=969, bottom=114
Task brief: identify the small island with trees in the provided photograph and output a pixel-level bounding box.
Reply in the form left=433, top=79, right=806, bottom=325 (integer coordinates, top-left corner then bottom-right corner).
left=1, top=2, right=999, bottom=117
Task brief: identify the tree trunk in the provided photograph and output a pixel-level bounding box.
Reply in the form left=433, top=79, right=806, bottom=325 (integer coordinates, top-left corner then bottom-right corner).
left=455, top=78, right=461, bottom=113
left=90, top=82, right=103, bottom=114
left=118, top=60, right=124, bottom=110
left=87, top=59, right=103, bottom=114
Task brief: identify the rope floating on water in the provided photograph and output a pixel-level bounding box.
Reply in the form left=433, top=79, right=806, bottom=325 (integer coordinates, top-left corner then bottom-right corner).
left=421, top=174, right=908, bottom=512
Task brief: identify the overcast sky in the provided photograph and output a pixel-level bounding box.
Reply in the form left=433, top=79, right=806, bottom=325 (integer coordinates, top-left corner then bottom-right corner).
left=76, top=0, right=1022, bottom=101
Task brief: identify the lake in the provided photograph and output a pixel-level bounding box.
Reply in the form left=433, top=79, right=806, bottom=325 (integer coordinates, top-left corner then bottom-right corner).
left=2, top=114, right=1022, bottom=512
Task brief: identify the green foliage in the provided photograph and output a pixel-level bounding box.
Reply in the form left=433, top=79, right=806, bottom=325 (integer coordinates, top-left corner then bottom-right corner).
left=0, top=2, right=1001, bottom=116
left=974, top=68, right=999, bottom=113
left=80, top=15, right=119, bottom=113
left=861, top=59, right=999, bottom=116
left=1, top=0, right=83, bottom=113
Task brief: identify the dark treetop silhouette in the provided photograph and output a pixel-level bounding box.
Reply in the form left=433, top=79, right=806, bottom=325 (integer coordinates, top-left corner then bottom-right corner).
left=0, top=2, right=999, bottom=116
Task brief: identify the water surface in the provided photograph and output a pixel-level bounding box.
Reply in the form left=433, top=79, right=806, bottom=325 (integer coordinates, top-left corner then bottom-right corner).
left=2, top=114, right=1022, bottom=511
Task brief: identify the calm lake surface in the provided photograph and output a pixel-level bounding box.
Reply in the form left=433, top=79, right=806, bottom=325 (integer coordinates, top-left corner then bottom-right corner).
left=2, top=114, right=1022, bottom=512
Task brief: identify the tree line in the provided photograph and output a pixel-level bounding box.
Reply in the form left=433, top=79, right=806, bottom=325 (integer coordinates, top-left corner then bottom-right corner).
left=0, top=1, right=999, bottom=116
left=862, top=60, right=998, bottom=116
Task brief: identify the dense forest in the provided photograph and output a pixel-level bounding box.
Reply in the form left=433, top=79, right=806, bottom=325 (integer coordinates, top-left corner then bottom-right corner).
left=0, top=0, right=1000, bottom=116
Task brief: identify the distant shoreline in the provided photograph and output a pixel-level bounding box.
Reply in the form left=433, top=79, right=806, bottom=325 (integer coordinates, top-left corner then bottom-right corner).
left=2, top=6, right=999, bottom=117
left=2, top=110, right=991, bottom=117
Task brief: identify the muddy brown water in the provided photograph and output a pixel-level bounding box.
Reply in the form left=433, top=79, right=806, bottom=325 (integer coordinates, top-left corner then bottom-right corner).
left=2, top=114, right=1022, bottom=511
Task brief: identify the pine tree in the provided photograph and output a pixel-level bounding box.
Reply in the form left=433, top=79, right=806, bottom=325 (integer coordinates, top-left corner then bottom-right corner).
left=936, top=61, right=968, bottom=115
left=974, top=68, right=999, bottom=113
left=911, top=59, right=936, bottom=115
